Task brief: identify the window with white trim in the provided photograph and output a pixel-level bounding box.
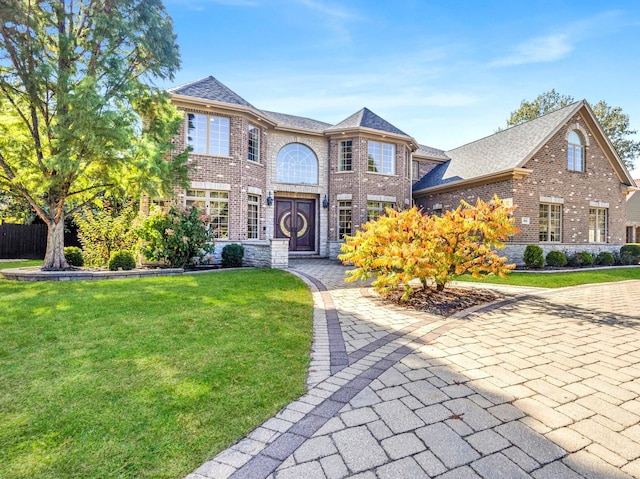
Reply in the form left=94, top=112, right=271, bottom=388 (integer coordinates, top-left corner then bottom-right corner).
left=248, top=125, right=260, bottom=162
left=567, top=130, right=585, bottom=172
left=367, top=201, right=395, bottom=222
left=247, top=194, right=259, bottom=239
left=589, top=208, right=607, bottom=243
left=276, top=143, right=318, bottom=184
left=539, top=203, right=562, bottom=242
left=412, top=160, right=420, bottom=179
left=367, top=141, right=395, bottom=174
left=185, top=189, right=229, bottom=239
left=338, top=201, right=352, bottom=238
left=186, top=113, right=230, bottom=156
left=338, top=140, right=353, bottom=171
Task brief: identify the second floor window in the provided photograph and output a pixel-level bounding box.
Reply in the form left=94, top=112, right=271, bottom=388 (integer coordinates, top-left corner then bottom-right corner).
left=248, top=125, right=260, bottom=162
left=412, top=160, right=420, bottom=179
left=367, top=141, right=395, bottom=174
left=187, top=113, right=230, bottom=156
left=276, top=143, right=318, bottom=184
left=567, top=130, right=585, bottom=172
left=338, top=140, right=353, bottom=171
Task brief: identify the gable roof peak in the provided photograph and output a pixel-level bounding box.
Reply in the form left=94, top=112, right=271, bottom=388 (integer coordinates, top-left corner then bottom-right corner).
left=168, top=75, right=255, bottom=108
left=328, top=107, right=409, bottom=137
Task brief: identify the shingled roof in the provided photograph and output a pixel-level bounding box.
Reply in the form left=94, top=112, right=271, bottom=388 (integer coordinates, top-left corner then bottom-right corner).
left=416, top=144, right=449, bottom=160
left=168, top=76, right=256, bottom=109
left=327, top=107, right=410, bottom=137
left=261, top=110, right=332, bottom=132
left=413, top=101, right=585, bottom=191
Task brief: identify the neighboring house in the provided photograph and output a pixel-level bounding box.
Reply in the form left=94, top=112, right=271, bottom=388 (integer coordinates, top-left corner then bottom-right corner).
left=162, top=76, right=635, bottom=266
left=627, top=180, right=640, bottom=243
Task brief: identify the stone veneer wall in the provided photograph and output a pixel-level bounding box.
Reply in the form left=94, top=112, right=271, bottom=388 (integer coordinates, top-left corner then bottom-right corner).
left=206, top=239, right=289, bottom=268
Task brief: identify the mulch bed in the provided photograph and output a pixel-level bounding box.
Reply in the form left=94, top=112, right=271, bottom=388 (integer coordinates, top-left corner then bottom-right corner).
left=384, top=286, right=501, bottom=317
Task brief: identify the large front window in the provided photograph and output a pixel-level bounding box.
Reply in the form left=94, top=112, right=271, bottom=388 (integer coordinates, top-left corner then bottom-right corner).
left=367, top=201, right=395, bottom=222
left=276, top=143, right=318, bottom=184
left=367, top=141, right=395, bottom=174
left=338, top=140, right=353, bottom=172
left=589, top=208, right=607, bottom=243
left=187, top=113, right=230, bottom=156
left=567, top=130, right=585, bottom=172
left=338, top=201, right=352, bottom=238
left=539, top=203, right=562, bottom=242
left=185, top=189, right=229, bottom=239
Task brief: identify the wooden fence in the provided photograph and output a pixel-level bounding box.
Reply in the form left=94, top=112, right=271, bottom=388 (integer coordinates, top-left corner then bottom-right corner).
left=0, top=223, right=47, bottom=259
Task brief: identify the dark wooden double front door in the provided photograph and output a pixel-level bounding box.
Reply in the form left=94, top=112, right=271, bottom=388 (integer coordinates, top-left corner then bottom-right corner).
left=275, top=198, right=316, bottom=251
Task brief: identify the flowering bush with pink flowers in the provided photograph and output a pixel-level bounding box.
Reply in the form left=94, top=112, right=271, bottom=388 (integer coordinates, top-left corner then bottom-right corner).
left=136, top=206, right=214, bottom=268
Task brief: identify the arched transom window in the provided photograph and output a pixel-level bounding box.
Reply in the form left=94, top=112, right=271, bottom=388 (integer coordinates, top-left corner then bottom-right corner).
left=567, top=130, right=585, bottom=172
left=276, top=143, right=318, bottom=184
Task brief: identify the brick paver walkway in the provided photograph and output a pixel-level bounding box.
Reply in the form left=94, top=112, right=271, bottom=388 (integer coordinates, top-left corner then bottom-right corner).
left=187, top=260, right=640, bottom=479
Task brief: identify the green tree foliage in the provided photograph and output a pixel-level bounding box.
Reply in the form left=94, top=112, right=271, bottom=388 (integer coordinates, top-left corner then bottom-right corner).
left=0, top=189, right=34, bottom=223
left=74, top=199, right=138, bottom=266
left=136, top=206, right=214, bottom=268
left=0, top=0, right=188, bottom=270
left=504, top=90, right=639, bottom=170
left=339, top=196, right=518, bottom=298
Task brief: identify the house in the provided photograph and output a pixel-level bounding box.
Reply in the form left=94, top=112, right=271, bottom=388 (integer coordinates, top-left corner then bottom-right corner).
left=162, top=76, right=636, bottom=267
left=627, top=180, right=640, bottom=243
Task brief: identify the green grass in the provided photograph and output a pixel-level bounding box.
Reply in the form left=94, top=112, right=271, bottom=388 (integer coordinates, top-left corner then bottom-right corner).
left=0, top=260, right=42, bottom=270
left=457, top=267, right=640, bottom=288
left=0, top=270, right=313, bottom=479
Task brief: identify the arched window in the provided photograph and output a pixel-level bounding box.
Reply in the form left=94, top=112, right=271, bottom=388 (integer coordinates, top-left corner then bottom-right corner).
left=276, top=143, right=318, bottom=184
left=567, top=130, right=585, bottom=172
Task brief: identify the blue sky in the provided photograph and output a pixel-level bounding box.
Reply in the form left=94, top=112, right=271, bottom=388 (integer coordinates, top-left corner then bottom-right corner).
left=162, top=0, right=640, bottom=177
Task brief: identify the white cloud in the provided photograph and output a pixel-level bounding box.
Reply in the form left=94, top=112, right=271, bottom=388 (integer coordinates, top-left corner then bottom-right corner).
left=491, top=33, right=573, bottom=66
left=166, top=0, right=259, bottom=10
left=294, top=0, right=359, bottom=20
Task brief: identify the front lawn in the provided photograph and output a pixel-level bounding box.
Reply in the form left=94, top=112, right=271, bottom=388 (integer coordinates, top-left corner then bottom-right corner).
left=0, top=260, right=42, bottom=269
left=457, top=267, right=640, bottom=288
left=0, top=270, right=313, bottom=479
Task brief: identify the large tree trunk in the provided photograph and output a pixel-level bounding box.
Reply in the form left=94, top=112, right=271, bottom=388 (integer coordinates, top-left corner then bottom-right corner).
left=42, top=214, right=69, bottom=270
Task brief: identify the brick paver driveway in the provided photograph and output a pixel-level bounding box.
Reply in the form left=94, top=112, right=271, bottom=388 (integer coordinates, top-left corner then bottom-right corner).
left=188, top=260, right=640, bottom=479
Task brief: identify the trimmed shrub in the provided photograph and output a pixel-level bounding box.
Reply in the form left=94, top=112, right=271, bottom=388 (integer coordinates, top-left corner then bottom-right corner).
left=595, top=251, right=615, bottom=266
left=136, top=206, right=214, bottom=268
left=569, top=251, right=594, bottom=267
left=221, top=243, right=244, bottom=268
left=108, top=251, right=136, bottom=271
left=523, top=245, right=544, bottom=269
left=64, top=246, right=84, bottom=267
left=620, top=244, right=640, bottom=265
left=545, top=250, right=567, bottom=267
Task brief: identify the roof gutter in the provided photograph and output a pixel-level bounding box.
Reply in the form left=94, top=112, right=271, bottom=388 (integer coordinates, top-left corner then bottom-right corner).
left=325, top=126, right=419, bottom=150
left=170, top=94, right=278, bottom=127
